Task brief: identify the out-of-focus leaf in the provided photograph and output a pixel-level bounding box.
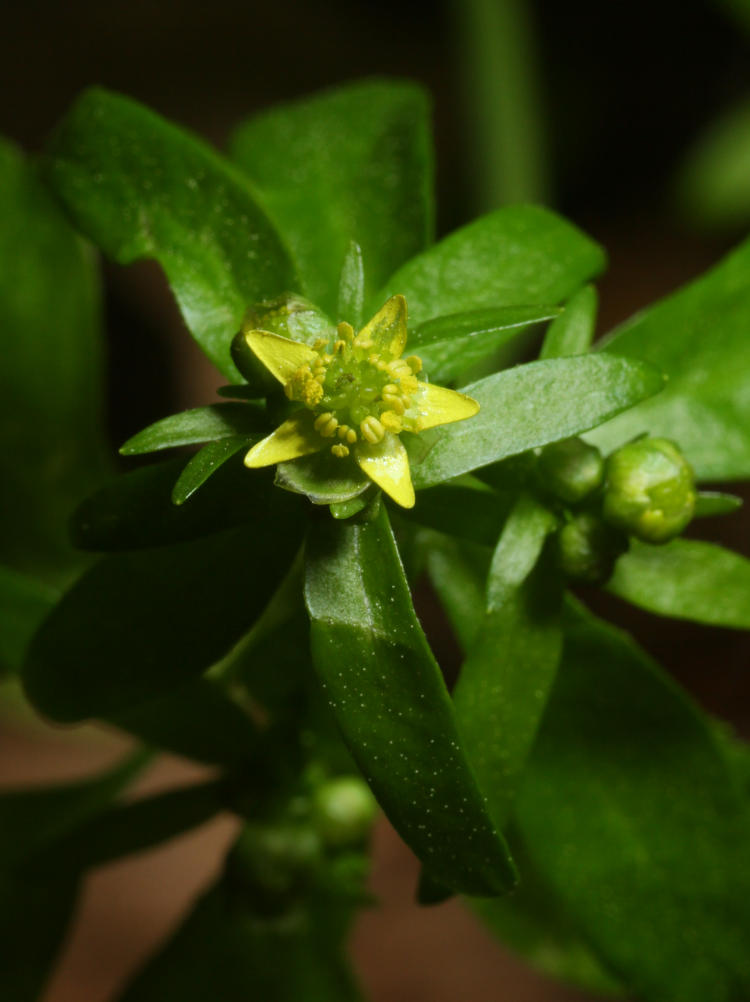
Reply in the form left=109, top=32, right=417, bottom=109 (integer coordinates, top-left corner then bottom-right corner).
left=44, top=88, right=297, bottom=380
left=512, top=599, right=750, bottom=1002
left=24, top=517, right=303, bottom=722
left=403, top=477, right=512, bottom=546
left=539, top=285, right=597, bottom=359
left=72, top=454, right=302, bottom=551
left=120, top=404, right=265, bottom=455
left=410, top=354, right=664, bottom=488
left=412, top=305, right=559, bottom=384
left=117, top=878, right=362, bottom=1002
left=305, top=505, right=516, bottom=896
left=382, top=205, right=605, bottom=329
left=337, top=241, right=365, bottom=329
left=0, top=566, right=57, bottom=676
left=590, top=236, right=750, bottom=480
left=276, top=452, right=371, bottom=506
left=608, top=538, right=750, bottom=629
left=230, top=79, right=433, bottom=316
left=693, top=491, right=743, bottom=517
left=0, top=137, right=109, bottom=583
left=172, top=437, right=255, bottom=504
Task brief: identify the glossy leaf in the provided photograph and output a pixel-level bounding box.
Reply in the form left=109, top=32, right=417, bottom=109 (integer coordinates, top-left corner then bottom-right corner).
left=230, top=78, right=433, bottom=315
left=608, top=538, right=750, bottom=629
left=108, top=679, right=259, bottom=767
left=72, top=454, right=301, bottom=551
left=693, top=491, right=743, bottom=517
left=24, top=518, right=303, bottom=721
left=539, top=284, right=598, bottom=359
left=412, top=305, right=560, bottom=384
left=0, top=566, right=57, bottom=676
left=172, top=436, right=254, bottom=504
left=120, top=404, right=265, bottom=455
left=382, top=205, right=605, bottom=329
left=44, top=88, right=297, bottom=380
left=410, top=354, right=664, bottom=488
left=276, top=452, right=371, bottom=505
left=449, top=496, right=562, bottom=826
left=0, top=137, right=109, bottom=582
left=403, top=477, right=512, bottom=546
left=337, top=241, right=365, bottom=329
left=117, top=878, right=362, bottom=1002
left=512, top=600, right=750, bottom=1001
left=305, top=505, right=516, bottom=896
left=424, top=534, right=490, bottom=651
left=590, top=236, right=750, bottom=480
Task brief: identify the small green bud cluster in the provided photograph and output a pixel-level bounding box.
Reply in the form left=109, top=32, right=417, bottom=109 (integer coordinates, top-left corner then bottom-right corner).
left=538, top=435, right=695, bottom=584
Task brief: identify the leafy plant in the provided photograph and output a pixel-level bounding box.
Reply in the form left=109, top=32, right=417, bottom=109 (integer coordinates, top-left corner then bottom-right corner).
left=2, top=78, right=750, bottom=1001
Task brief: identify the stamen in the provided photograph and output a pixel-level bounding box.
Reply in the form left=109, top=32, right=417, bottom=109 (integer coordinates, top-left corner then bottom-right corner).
left=314, top=412, right=339, bottom=437
left=360, top=415, right=385, bottom=444
left=331, top=444, right=350, bottom=458
left=381, top=410, right=403, bottom=433
left=406, top=355, right=423, bottom=373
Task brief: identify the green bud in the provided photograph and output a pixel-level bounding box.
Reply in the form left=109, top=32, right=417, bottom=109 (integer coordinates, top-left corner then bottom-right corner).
left=231, top=821, right=322, bottom=915
left=537, top=437, right=604, bottom=505
left=556, top=512, right=628, bottom=584
left=603, top=438, right=696, bottom=544
left=312, top=776, right=378, bottom=848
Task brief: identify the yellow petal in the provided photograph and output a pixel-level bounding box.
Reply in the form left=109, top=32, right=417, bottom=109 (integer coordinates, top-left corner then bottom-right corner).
left=244, top=411, right=323, bottom=468
left=412, top=382, right=480, bottom=431
left=355, top=433, right=415, bottom=508
left=357, top=294, right=408, bottom=358
left=242, top=329, right=317, bottom=385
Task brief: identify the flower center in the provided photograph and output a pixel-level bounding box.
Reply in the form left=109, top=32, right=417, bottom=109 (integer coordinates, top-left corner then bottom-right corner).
left=283, top=321, right=424, bottom=458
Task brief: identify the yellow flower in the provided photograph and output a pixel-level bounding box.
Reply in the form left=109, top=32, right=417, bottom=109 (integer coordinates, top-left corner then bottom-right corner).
left=243, top=295, right=479, bottom=508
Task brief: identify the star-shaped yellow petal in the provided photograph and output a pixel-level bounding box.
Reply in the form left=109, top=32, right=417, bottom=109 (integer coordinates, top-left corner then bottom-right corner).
left=242, top=329, right=317, bottom=385
left=244, top=410, right=323, bottom=467
left=355, top=433, right=415, bottom=509
left=411, top=382, right=480, bottom=431
left=356, top=294, right=407, bottom=358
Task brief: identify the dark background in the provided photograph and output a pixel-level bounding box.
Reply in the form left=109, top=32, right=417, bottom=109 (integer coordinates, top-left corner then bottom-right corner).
left=2, top=2, right=749, bottom=1000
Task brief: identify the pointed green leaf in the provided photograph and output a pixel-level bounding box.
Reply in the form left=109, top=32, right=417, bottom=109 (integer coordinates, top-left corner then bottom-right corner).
left=304, top=505, right=516, bottom=896
left=382, top=205, right=605, bottom=328
left=404, top=477, right=512, bottom=546
left=43, top=88, right=297, bottom=380
left=24, top=518, right=304, bottom=721
left=512, top=600, right=750, bottom=1002
left=590, top=236, right=750, bottom=480
left=230, top=79, right=433, bottom=315
left=608, top=538, right=750, bottom=629
left=172, top=436, right=254, bottom=504
left=410, top=354, right=664, bottom=488
left=539, top=284, right=598, bottom=359
left=120, top=403, right=265, bottom=455
left=694, top=491, right=743, bottom=517
left=72, top=454, right=300, bottom=551
left=0, top=137, right=109, bottom=583
left=413, top=305, right=560, bottom=384
left=337, top=241, right=365, bottom=329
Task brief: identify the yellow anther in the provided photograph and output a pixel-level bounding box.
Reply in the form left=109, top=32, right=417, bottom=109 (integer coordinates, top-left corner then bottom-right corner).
left=354, top=335, right=373, bottom=350
left=346, top=427, right=358, bottom=444
left=399, top=375, right=419, bottom=395
left=360, top=415, right=385, bottom=444
left=301, top=381, right=324, bottom=406
left=312, top=337, right=328, bottom=351
left=337, top=321, right=354, bottom=342
left=383, top=383, right=399, bottom=395
left=337, top=424, right=350, bottom=440
left=382, top=392, right=406, bottom=414
left=406, top=355, right=423, bottom=373
left=314, top=412, right=339, bottom=437
left=381, top=410, right=403, bottom=433
left=331, top=444, right=350, bottom=458
left=334, top=340, right=346, bottom=354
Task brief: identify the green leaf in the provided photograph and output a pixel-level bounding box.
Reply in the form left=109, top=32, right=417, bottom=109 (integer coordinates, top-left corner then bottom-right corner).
left=424, top=534, right=490, bottom=651
left=0, top=566, right=57, bottom=676
left=693, top=491, right=743, bottom=517
left=0, top=137, right=109, bottom=583
left=607, top=538, right=750, bottom=629
left=230, top=78, right=433, bottom=316
left=304, top=505, right=516, bottom=896
left=276, top=452, right=372, bottom=505
left=337, top=241, right=365, bottom=329
left=539, top=284, right=598, bottom=359
left=403, top=477, right=512, bottom=546
left=674, top=95, right=750, bottom=231
left=117, top=878, right=362, bottom=1002
left=72, top=454, right=301, bottom=551
left=43, top=88, right=297, bottom=380
left=590, top=236, right=750, bottom=480
left=382, top=205, right=605, bottom=329
left=24, top=518, right=304, bottom=722
left=120, top=404, right=265, bottom=455
left=108, top=679, right=259, bottom=767
left=0, top=750, right=147, bottom=866
left=512, top=599, right=750, bottom=1002
left=412, top=305, right=560, bottom=384
left=172, top=436, right=254, bottom=504
left=410, top=354, right=664, bottom=488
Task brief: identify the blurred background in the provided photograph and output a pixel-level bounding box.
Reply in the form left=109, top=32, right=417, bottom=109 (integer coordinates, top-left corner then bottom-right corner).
left=2, top=1, right=750, bottom=999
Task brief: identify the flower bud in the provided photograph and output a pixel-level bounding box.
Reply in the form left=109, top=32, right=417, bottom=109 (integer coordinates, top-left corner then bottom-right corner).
left=556, top=512, right=628, bottom=584
left=230, top=821, right=322, bottom=915
left=312, top=776, right=378, bottom=848
left=537, top=437, right=604, bottom=505
left=602, top=438, right=696, bottom=544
